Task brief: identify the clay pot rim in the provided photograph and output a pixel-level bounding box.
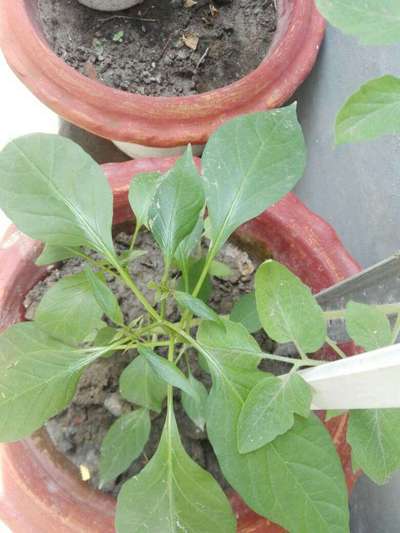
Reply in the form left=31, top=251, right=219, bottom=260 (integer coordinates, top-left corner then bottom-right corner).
left=0, top=0, right=325, bottom=146
left=0, top=156, right=359, bottom=533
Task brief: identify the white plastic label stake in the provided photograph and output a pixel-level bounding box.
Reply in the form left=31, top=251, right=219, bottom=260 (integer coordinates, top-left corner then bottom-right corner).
left=294, top=344, right=400, bottom=410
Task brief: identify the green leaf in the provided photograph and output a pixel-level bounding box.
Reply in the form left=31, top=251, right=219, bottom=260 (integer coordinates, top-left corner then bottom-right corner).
left=129, top=172, right=162, bottom=228
left=255, top=260, right=326, bottom=353
left=84, top=267, right=124, bottom=325
left=336, top=76, right=400, bottom=144
left=0, top=134, right=114, bottom=256
left=230, top=291, right=261, bottom=333
left=175, top=290, right=222, bottom=325
left=139, top=347, right=198, bottom=399
left=0, top=322, right=96, bottom=442
left=119, top=355, right=167, bottom=413
left=345, top=301, right=392, bottom=351
left=116, top=411, right=235, bottom=533
left=238, top=373, right=312, bottom=453
left=315, top=0, right=400, bottom=45
left=35, top=244, right=78, bottom=266
left=148, top=147, right=205, bottom=261
left=209, top=260, right=233, bottom=278
left=181, top=373, right=208, bottom=430
left=177, top=257, right=213, bottom=303
left=348, top=409, right=400, bottom=484
left=94, top=326, right=118, bottom=358
left=119, top=248, right=147, bottom=266
left=197, top=320, right=262, bottom=371
left=99, top=409, right=151, bottom=485
left=198, top=322, right=349, bottom=532
left=35, top=272, right=104, bottom=346
left=174, top=214, right=203, bottom=272
left=201, top=106, right=306, bottom=249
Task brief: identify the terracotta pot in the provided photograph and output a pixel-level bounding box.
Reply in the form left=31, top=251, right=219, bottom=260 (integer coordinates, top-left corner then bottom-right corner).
left=0, top=157, right=360, bottom=532
left=0, top=0, right=325, bottom=158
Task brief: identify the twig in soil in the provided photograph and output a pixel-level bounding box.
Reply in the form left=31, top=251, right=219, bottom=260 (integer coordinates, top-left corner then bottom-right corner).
left=159, top=34, right=173, bottom=61
left=98, top=15, right=159, bottom=24
left=196, top=47, right=209, bottom=70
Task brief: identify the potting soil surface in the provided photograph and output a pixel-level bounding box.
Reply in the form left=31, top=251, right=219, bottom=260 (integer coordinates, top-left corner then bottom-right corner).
left=37, top=0, right=277, bottom=96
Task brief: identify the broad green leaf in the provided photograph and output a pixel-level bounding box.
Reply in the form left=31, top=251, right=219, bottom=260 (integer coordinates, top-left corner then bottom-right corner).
left=174, top=214, right=203, bottom=273
left=255, top=260, right=326, bottom=353
left=129, top=172, right=162, bottom=228
left=197, top=320, right=262, bottom=371
left=348, top=409, right=400, bottom=484
left=94, top=326, right=118, bottom=358
left=345, top=301, right=392, bottom=351
left=177, top=257, right=213, bottom=303
left=238, top=373, right=312, bottom=453
left=99, top=409, right=151, bottom=485
left=148, top=147, right=204, bottom=261
left=336, top=76, right=400, bottom=144
left=0, top=134, right=114, bottom=256
left=230, top=291, right=261, bottom=333
left=202, top=106, right=306, bottom=249
left=35, top=244, right=78, bottom=266
left=0, top=322, right=96, bottom=442
left=181, top=373, right=208, bottom=430
left=84, top=267, right=124, bottom=325
left=198, top=321, right=349, bottom=532
left=119, top=355, right=167, bottom=413
left=35, top=272, right=104, bottom=346
left=325, top=409, right=346, bottom=421
left=175, top=290, right=222, bottom=325
left=116, top=411, right=235, bottom=533
left=316, top=0, right=400, bottom=45
left=139, top=347, right=198, bottom=399
left=209, top=260, right=233, bottom=278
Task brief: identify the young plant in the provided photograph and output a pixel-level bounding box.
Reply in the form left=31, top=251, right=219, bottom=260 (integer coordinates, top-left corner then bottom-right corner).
left=0, top=105, right=399, bottom=532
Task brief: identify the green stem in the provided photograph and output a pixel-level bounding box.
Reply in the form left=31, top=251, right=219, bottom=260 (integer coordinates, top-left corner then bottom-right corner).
left=192, top=242, right=217, bottom=298
left=129, top=223, right=141, bottom=252
left=325, top=337, right=347, bottom=359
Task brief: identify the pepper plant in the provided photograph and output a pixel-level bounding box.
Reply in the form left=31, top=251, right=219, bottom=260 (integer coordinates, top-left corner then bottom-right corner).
left=0, top=105, right=400, bottom=533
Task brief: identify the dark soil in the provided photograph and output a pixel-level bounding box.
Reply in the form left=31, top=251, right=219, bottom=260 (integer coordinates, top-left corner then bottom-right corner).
left=24, top=231, right=279, bottom=496
left=37, top=0, right=277, bottom=96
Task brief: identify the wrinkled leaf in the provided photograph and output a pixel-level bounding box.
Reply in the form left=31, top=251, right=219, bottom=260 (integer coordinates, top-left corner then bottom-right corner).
left=100, top=409, right=151, bottom=485
left=238, top=373, right=312, bottom=453
left=148, top=147, right=204, bottom=261
left=316, top=0, right=400, bottom=45
left=255, top=260, right=326, bottom=353
left=116, top=411, right=235, bottom=533
left=0, top=322, right=96, bottom=442
left=129, top=172, right=162, bottom=228
left=181, top=373, right=208, bottom=430
left=84, top=267, right=124, bottom=325
left=345, top=301, right=392, bottom=351
left=175, top=291, right=222, bottom=325
left=336, top=76, right=400, bottom=144
left=0, top=134, right=114, bottom=256
left=139, top=347, right=198, bottom=399
left=119, top=355, right=167, bottom=413
left=230, top=291, right=261, bottom=333
left=35, top=272, right=104, bottom=346
left=348, top=409, right=400, bottom=484
left=202, top=106, right=305, bottom=249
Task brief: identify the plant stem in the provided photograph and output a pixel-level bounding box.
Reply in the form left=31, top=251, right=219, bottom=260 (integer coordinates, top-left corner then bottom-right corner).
left=129, top=223, right=141, bottom=252
left=325, top=337, right=347, bottom=359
